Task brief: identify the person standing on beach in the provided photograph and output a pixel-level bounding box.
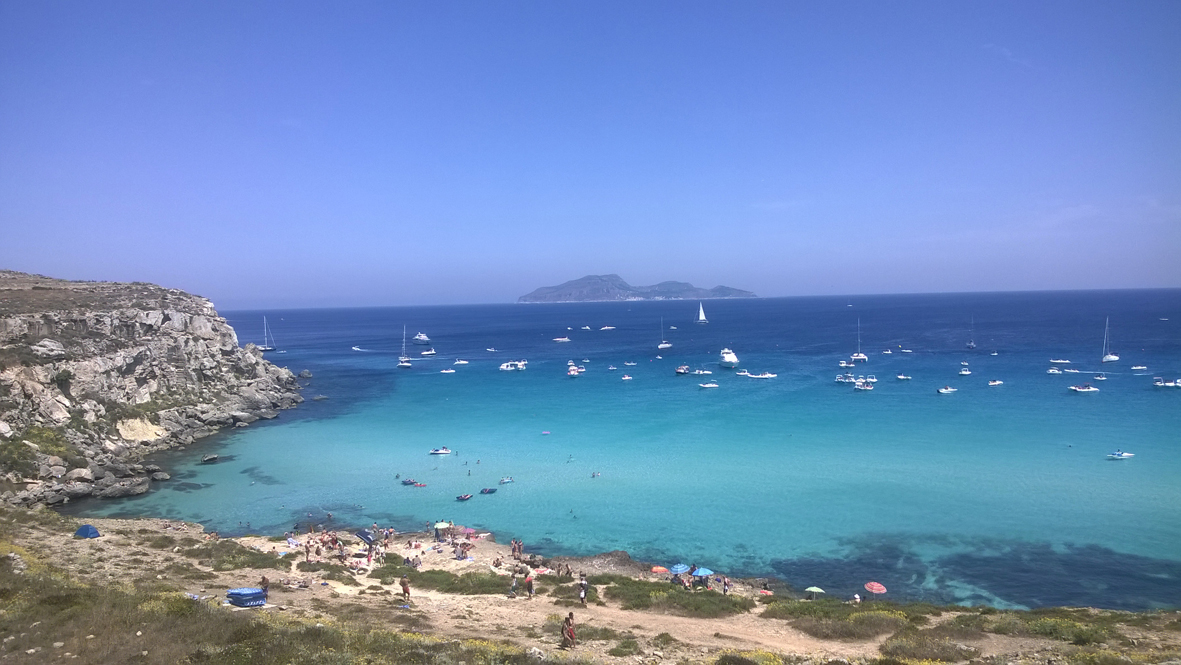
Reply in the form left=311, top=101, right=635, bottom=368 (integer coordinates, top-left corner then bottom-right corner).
left=561, top=612, right=576, bottom=648
left=722, top=576, right=731, bottom=595
left=525, top=575, right=534, bottom=599
left=509, top=573, right=519, bottom=598
left=400, top=575, right=410, bottom=601
left=578, top=573, right=588, bottom=606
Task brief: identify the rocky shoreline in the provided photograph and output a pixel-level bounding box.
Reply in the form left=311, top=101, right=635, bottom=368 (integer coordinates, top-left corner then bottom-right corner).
left=0, top=270, right=303, bottom=508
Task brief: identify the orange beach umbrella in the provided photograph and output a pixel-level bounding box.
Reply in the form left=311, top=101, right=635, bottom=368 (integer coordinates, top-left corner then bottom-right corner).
left=651, top=566, right=669, bottom=574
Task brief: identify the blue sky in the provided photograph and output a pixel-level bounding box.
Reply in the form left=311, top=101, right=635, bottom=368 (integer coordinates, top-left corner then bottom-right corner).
left=1, top=1, right=1178, bottom=308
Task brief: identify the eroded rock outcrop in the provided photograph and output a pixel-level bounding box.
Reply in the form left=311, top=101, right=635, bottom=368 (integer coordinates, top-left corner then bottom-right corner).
left=0, top=270, right=302, bottom=507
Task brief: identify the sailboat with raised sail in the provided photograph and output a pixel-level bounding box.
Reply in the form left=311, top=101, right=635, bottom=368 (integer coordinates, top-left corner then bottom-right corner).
left=257, top=316, right=276, bottom=352
left=966, top=316, right=977, bottom=350
left=850, top=318, right=868, bottom=362
left=1102, top=317, right=1119, bottom=363
left=696, top=302, right=708, bottom=325
left=658, top=317, right=672, bottom=350
left=398, top=326, right=412, bottom=368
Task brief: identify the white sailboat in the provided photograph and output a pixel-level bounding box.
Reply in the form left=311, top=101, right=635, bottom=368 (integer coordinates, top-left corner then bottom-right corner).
left=257, top=316, right=276, bottom=352
left=657, top=317, right=672, bottom=350
left=398, top=326, right=412, bottom=368
left=850, top=318, right=868, bottom=362
left=695, top=302, right=708, bottom=324
left=1101, top=317, right=1119, bottom=363
left=966, top=316, right=976, bottom=350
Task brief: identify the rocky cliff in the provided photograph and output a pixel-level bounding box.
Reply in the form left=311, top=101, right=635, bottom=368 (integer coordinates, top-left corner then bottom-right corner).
left=518, top=274, right=756, bottom=303
left=0, top=270, right=302, bottom=507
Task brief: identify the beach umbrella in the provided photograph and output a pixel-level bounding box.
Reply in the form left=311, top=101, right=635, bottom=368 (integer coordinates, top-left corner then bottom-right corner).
left=669, top=564, right=690, bottom=574
left=805, top=586, right=825, bottom=594
left=864, top=581, right=887, bottom=597
left=651, top=566, right=669, bottom=574
left=462, top=527, right=476, bottom=534
left=691, top=567, right=714, bottom=577
left=434, top=522, right=451, bottom=529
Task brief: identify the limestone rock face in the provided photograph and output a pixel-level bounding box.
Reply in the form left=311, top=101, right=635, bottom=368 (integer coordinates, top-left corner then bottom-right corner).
left=0, top=270, right=302, bottom=506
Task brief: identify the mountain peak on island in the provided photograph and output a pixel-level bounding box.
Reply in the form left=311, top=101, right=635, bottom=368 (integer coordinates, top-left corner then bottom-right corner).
left=518, top=275, right=756, bottom=303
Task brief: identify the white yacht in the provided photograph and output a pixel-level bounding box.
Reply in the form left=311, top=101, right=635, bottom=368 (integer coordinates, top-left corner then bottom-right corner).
left=959, top=367, right=972, bottom=376
left=608, top=365, right=618, bottom=371
left=850, top=318, right=868, bottom=362
left=937, top=386, right=957, bottom=394
left=896, top=374, right=911, bottom=380
left=454, top=359, right=469, bottom=365
left=624, top=361, right=637, bottom=366
left=836, top=373, right=856, bottom=383
left=581, top=326, right=592, bottom=330
left=553, top=336, right=571, bottom=342
left=1069, top=383, right=1099, bottom=393
left=692, top=369, right=712, bottom=375
left=748, top=372, right=777, bottom=379
left=1101, top=317, right=1119, bottom=363
left=1107, top=451, right=1134, bottom=460
left=440, top=368, right=456, bottom=374
left=1049, top=358, right=1071, bottom=364
left=499, top=360, right=528, bottom=371
left=398, top=326, right=413, bottom=368
left=719, top=348, right=739, bottom=368
left=864, top=374, right=878, bottom=382
left=486, top=347, right=498, bottom=352
left=600, top=326, right=615, bottom=330
left=735, top=369, right=751, bottom=377
left=567, top=366, right=580, bottom=377
left=1047, top=367, right=1063, bottom=374
left=675, top=365, right=690, bottom=375
left=839, top=359, right=855, bottom=368
left=1153, top=377, right=1179, bottom=387
left=412, top=332, right=431, bottom=345
left=257, top=316, right=277, bottom=352
left=1094, top=373, right=1106, bottom=381
left=621, top=375, right=633, bottom=381
left=961, top=361, right=970, bottom=366
left=900, top=349, right=913, bottom=353
left=420, top=348, right=436, bottom=356
left=695, top=302, right=708, bottom=325
left=1063, top=368, right=1080, bottom=373
left=1131, top=365, right=1147, bottom=371
left=699, top=381, right=719, bottom=388
left=657, top=318, right=672, bottom=349
left=853, top=380, right=874, bottom=391
left=882, top=349, right=892, bottom=354
left=988, top=379, right=1003, bottom=386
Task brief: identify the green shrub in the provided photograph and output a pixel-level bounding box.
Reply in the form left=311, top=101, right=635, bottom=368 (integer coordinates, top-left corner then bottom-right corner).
left=21, top=426, right=76, bottom=458
left=181, top=540, right=286, bottom=571
left=1029, top=617, right=1111, bottom=645
left=370, top=564, right=510, bottom=595
left=608, top=638, right=641, bottom=656
left=792, top=610, right=909, bottom=640
left=652, top=632, right=680, bottom=647
left=601, top=577, right=754, bottom=617
left=880, top=630, right=981, bottom=661
left=0, top=440, right=38, bottom=476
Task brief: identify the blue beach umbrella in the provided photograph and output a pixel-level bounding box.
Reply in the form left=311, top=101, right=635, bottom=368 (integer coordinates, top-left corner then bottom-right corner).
left=691, top=567, right=714, bottom=577
left=669, top=564, right=690, bottom=574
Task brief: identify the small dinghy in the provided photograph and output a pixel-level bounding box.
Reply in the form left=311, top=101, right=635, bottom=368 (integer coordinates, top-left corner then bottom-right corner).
left=401, top=478, right=417, bottom=486
left=1107, top=451, right=1134, bottom=460
left=456, top=494, right=473, bottom=501
left=480, top=488, right=497, bottom=494
left=429, top=447, right=452, bottom=455
left=988, top=380, right=1003, bottom=386
left=201, top=454, right=218, bottom=464
left=499, top=477, right=515, bottom=484
left=414, top=483, right=427, bottom=487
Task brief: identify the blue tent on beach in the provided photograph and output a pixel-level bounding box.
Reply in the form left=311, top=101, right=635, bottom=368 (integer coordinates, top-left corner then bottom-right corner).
left=74, top=525, right=100, bottom=539
left=354, top=530, right=374, bottom=545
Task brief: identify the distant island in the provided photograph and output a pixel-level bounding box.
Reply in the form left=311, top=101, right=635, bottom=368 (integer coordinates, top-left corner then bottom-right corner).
left=518, top=274, right=756, bottom=303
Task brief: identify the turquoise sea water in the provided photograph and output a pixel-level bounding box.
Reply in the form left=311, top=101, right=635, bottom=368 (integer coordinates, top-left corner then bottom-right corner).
left=64, top=291, right=1181, bottom=609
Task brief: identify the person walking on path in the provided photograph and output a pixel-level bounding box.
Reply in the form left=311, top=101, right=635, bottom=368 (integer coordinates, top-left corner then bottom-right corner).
left=578, top=573, right=589, bottom=606
left=561, top=612, right=576, bottom=649
left=525, top=575, right=534, bottom=600
left=400, top=575, right=410, bottom=601
left=509, top=573, right=519, bottom=598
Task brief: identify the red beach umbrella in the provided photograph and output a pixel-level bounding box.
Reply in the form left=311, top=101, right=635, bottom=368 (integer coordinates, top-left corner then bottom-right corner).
left=864, top=581, right=887, bottom=597
left=651, top=566, right=669, bottom=574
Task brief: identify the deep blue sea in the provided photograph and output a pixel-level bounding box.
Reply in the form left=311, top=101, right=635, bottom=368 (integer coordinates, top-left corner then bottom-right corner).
left=64, top=291, right=1181, bottom=610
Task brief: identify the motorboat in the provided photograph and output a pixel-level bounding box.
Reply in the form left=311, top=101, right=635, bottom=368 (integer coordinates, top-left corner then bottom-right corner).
left=736, top=369, right=751, bottom=377
left=554, top=336, right=571, bottom=342
left=988, top=380, right=1003, bottom=386
left=1131, top=365, right=1147, bottom=371
left=487, top=347, right=498, bottom=352
left=1050, top=358, right=1071, bottom=364
left=581, top=326, right=592, bottom=330
left=582, top=358, right=590, bottom=363
left=499, top=477, right=514, bottom=484
left=624, top=362, right=637, bottom=366
left=695, top=302, right=708, bottom=325
left=567, top=366, right=580, bottom=377
left=440, top=369, right=456, bottom=374
left=454, top=359, right=469, bottom=365
left=1064, top=368, right=1080, bottom=373
left=853, top=380, right=873, bottom=391
left=352, top=345, right=363, bottom=351
left=882, top=349, right=892, bottom=354
left=1047, top=367, right=1063, bottom=374
left=413, top=332, right=431, bottom=345
left=201, top=454, right=218, bottom=464
left=600, top=326, right=615, bottom=330
left=839, top=359, right=854, bottom=368
left=961, top=361, right=969, bottom=366
left=1107, top=451, right=1134, bottom=460
left=900, top=349, right=913, bottom=353
left=699, top=382, right=719, bottom=388
left=720, top=348, right=740, bottom=368
left=420, top=348, right=437, bottom=356
left=864, top=374, right=877, bottom=382
left=1094, top=373, right=1106, bottom=380
left=621, top=375, right=633, bottom=381
left=430, top=447, right=452, bottom=455
left=991, top=351, right=999, bottom=356
left=675, top=365, right=690, bottom=375
left=850, top=318, right=868, bottom=362
left=1153, top=377, right=1180, bottom=387
left=456, top=494, right=473, bottom=501
left=836, top=373, right=856, bottom=383
left=1068, top=384, right=1099, bottom=392
left=1101, top=317, right=1119, bottom=363
left=657, top=317, right=672, bottom=349
left=401, top=479, right=417, bottom=486
left=497, top=360, right=527, bottom=371
left=692, top=369, right=712, bottom=375
left=398, top=358, right=413, bottom=368
left=669, top=326, right=677, bottom=330
left=480, top=488, right=497, bottom=494
left=577, top=365, right=586, bottom=373
left=567, top=360, right=575, bottom=365
left=937, top=386, right=957, bottom=394
left=959, top=367, right=972, bottom=376
left=896, top=374, right=911, bottom=380
left=748, top=372, right=777, bottom=379
left=608, top=365, right=618, bottom=371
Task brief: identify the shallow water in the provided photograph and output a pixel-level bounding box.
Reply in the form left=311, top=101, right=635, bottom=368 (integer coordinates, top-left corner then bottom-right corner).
left=64, top=290, right=1181, bottom=609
